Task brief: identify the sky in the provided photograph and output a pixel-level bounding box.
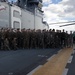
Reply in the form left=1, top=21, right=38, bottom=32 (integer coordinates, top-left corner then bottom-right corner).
left=9, top=0, right=75, bottom=32
left=42, top=0, right=75, bottom=32
left=8, top=0, right=16, bottom=2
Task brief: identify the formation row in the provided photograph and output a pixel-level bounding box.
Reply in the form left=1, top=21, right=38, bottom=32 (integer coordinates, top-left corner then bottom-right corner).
left=0, top=28, right=73, bottom=50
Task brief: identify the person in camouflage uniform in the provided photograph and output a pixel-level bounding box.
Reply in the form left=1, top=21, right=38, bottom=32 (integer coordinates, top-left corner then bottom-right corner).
left=21, top=28, right=25, bottom=49
left=1, top=28, right=5, bottom=50
left=36, top=29, right=43, bottom=49
left=61, top=29, right=66, bottom=48
left=51, top=29, right=56, bottom=48
left=24, top=29, right=31, bottom=49
left=12, top=37, right=18, bottom=50
left=4, top=38, right=10, bottom=50
left=46, top=30, right=50, bottom=48
left=68, top=31, right=73, bottom=47
left=35, top=29, right=40, bottom=49
left=16, top=28, right=22, bottom=49
left=0, top=27, right=73, bottom=50
left=65, top=31, right=69, bottom=47
left=48, top=29, right=52, bottom=48
left=0, top=29, right=2, bottom=50
left=30, top=29, right=37, bottom=49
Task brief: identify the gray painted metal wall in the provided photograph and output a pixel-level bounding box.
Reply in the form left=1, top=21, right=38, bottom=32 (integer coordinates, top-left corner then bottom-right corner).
left=0, top=2, right=9, bottom=28
left=0, top=2, right=49, bottom=30
left=21, top=9, right=34, bottom=29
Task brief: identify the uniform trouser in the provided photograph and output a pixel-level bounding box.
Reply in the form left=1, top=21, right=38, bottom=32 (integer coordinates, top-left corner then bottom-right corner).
left=61, top=39, right=66, bottom=47
left=24, top=39, right=29, bottom=49
left=38, top=39, right=44, bottom=49
left=1, top=39, right=4, bottom=50
left=17, top=38, right=21, bottom=48
left=30, top=40, right=36, bottom=48
left=0, top=39, right=1, bottom=50
left=20, top=38, right=24, bottom=49
left=9, top=39, right=13, bottom=50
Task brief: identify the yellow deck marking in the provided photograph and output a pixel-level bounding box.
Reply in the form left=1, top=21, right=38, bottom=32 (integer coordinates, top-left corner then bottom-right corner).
left=33, top=48, right=73, bottom=75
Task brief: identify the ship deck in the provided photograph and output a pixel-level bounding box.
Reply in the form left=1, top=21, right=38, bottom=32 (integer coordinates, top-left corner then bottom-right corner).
left=32, top=48, right=73, bottom=75
left=0, top=46, right=75, bottom=75
left=0, top=48, right=60, bottom=75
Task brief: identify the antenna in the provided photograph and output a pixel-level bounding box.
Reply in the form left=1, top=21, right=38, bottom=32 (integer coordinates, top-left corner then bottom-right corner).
left=59, top=23, right=75, bottom=27
left=49, top=21, right=75, bottom=25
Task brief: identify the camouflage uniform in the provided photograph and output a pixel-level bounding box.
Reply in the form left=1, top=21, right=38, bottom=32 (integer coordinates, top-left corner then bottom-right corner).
left=1, top=28, right=5, bottom=50
left=16, top=29, right=22, bottom=49
left=0, top=29, right=2, bottom=50
left=51, top=29, right=56, bottom=48
left=9, top=29, right=16, bottom=50
left=24, top=29, right=31, bottom=49
left=68, top=31, right=73, bottom=47
left=12, top=38, right=18, bottom=50
left=4, top=38, right=10, bottom=50
left=61, top=29, right=66, bottom=48
left=30, top=30, right=37, bottom=49
left=37, top=30, right=43, bottom=48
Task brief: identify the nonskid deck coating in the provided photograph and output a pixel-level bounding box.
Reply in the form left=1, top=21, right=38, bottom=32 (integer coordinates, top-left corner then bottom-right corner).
left=33, top=48, right=73, bottom=75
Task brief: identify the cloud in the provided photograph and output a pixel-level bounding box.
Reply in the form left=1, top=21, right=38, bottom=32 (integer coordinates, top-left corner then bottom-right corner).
left=43, top=0, right=52, bottom=3
left=8, top=0, right=17, bottom=2
left=42, top=0, right=75, bottom=32
left=43, top=0, right=52, bottom=6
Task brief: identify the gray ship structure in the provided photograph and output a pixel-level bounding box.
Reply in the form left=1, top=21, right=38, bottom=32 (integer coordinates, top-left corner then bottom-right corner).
left=0, top=0, right=49, bottom=30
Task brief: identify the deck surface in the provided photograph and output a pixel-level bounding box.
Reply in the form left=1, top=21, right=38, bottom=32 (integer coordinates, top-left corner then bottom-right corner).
left=33, top=48, right=73, bottom=75
left=0, top=48, right=60, bottom=75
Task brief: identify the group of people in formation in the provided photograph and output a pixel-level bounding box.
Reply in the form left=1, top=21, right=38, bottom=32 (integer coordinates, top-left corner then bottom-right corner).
left=0, top=28, right=73, bottom=50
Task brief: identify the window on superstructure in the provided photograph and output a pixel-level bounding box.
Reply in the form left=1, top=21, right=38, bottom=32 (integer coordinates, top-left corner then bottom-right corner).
left=13, top=10, right=21, bottom=18
left=13, top=21, right=20, bottom=29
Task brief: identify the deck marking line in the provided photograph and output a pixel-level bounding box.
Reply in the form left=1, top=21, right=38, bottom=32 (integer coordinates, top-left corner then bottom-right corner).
left=72, top=50, right=75, bottom=54
left=72, top=50, right=74, bottom=54
left=27, top=65, right=42, bottom=75
left=68, top=55, right=73, bottom=63
left=38, top=55, right=46, bottom=57
left=74, top=50, right=75, bottom=54
left=58, top=49, right=62, bottom=53
left=47, top=54, right=56, bottom=61
left=62, top=68, right=69, bottom=75
left=8, top=72, right=13, bottom=75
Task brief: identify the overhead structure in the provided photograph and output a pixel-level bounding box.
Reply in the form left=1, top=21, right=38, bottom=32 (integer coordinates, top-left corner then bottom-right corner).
left=0, top=0, right=49, bottom=30
left=0, top=0, right=8, bottom=2
left=28, top=0, right=42, bottom=9
left=59, top=23, right=75, bottom=27
left=16, top=0, right=26, bottom=8
left=48, top=21, right=75, bottom=27
left=49, top=21, right=75, bottom=25
left=16, top=0, right=43, bottom=10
